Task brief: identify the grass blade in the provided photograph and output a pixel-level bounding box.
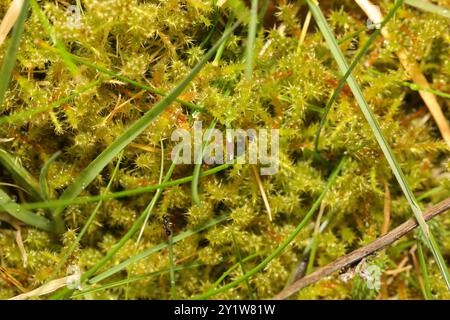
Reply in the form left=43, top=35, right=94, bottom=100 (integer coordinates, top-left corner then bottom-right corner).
left=211, top=253, right=260, bottom=289
left=0, top=0, right=28, bottom=109
left=0, top=148, right=43, bottom=201
left=39, top=151, right=61, bottom=201
left=50, top=22, right=241, bottom=232
left=168, top=232, right=177, bottom=300
left=29, top=0, right=79, bottom=76
left=245, top=0, right=258, bottom=80
left=306, top=0, right=450, bottom=289
left=0, top=188, right=54, bottom=231
left=417, top=240, right=432, bottom=299
left=232, top=230, right=255, bottom=298
left=136, top=141, right=165, bottom=244
left=192, top=119, right=217, bottom=206
left=405, top=0, right=450, bottom=19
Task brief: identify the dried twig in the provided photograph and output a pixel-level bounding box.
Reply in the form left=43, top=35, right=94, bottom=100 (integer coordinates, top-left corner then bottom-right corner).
left=273, top=197, right=450, bottom=299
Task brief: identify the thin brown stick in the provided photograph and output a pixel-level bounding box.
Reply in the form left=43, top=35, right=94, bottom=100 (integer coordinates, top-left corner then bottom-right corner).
left=273, top=197, right=450, bottom=300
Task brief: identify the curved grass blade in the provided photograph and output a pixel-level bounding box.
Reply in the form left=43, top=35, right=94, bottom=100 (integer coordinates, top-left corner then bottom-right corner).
left=29, top=0, right=79, bottom=76
left=0, top=0, right=28, bottom=109
left=136, top=141, right=165, bottom=244
left=192, top=119, right=217, bottom=206
left=0, top=148, right=43, bottom=201
left=306, top=0, right=450, bottom=289
left=211, top=252, right=260, bottom=289
left=79, top=150, right=180, bottom=281
left=192, top=157, right=346, bottom=300
left=245, top=0, right=259, bottom=80
left=0, top=188, right=54, bottom=232
left=39, top=151, right=61, bottom=201
left=405, top=0, right=450, bottom=19
left=168, top=232, right=176, bottom=300
left=50, top=21, right=241, bottom=232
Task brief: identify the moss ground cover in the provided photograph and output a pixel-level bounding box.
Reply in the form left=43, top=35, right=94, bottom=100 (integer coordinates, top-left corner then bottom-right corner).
left=0, top=0, right=449, bottom=300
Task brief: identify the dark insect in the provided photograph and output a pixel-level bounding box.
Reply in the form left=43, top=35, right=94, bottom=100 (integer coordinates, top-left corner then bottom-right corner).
left=162, top=214, right=174, bottom=236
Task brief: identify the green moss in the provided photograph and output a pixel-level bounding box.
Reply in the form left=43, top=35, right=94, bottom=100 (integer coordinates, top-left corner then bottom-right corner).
left=0, top=0, right=449, bottom=299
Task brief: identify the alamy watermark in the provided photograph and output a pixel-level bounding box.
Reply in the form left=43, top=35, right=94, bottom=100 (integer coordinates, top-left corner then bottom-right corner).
left=171, top=121, right=279, bottom=175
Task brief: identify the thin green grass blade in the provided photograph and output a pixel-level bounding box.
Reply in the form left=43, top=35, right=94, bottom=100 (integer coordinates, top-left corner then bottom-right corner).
left=136, top=141, right=165, bottom=244
left=192, top=119, right=217, bottom=206
left=20, top=162, right=234, bottom=211
left=232, top=230, right=255, bottom=299
left=39, top=151, right=61, bottom=201
left=306, top=0, right=450, bottom=289
left=213, top=13, right=235, bottom=65
left=417, top=186, right=444, bottom=201
left=29, top=0, right=79, bottom=76
left=0, top=182, right=29, bottom=194
left=50, top=22, right=241, bottom=231
left=0, top=0, right=28, bottom=109
left=417, top=240, right=432, bottom=299
left=0, top=188, right=54, bottom=231
left=0, top=78, right=103, bottom=125
left=337, top=26, right=369, bottom=45
left=402, top=81, right=450, bottom=99
left=0, top=148, right=43, bottom=201
left=193, top=157, right=347, bottom=300
left=258, top=0, right=269, bottom=21
left=245, top=0, right=258, bottom=80
left=405, top=0, right=450, bottom=19
left=305, top=224, right=320, bottom=276
left=211, top=253, right=260, bottom=289
left=168, top=233, right=177, bottom=300
left=315, top=0, right=404, bottom=150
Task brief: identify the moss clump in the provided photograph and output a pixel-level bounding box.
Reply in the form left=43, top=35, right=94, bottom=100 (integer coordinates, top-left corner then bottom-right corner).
left=0, top=0, right=449, bottom=299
